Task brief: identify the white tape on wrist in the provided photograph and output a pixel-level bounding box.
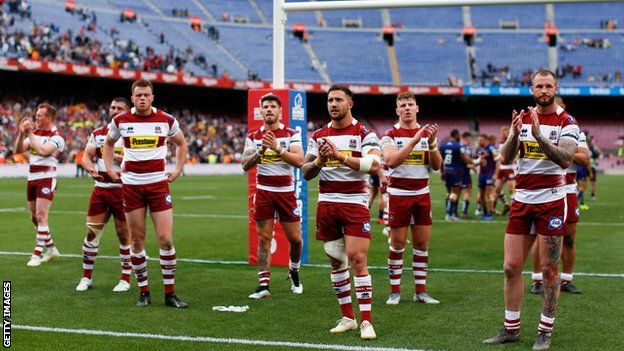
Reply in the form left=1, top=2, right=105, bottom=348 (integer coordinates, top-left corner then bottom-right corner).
left=359, top=156, right=374, bottom=173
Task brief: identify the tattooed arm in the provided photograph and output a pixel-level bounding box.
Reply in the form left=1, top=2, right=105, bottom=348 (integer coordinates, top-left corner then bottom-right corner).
left=500, top=110, right=522, bottom=164
left=528, top=107, right=577, bottom=169
left=241, top=148, right=264, bottom=172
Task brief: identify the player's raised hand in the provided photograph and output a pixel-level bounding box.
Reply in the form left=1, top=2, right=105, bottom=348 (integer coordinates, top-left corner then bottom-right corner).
left=321, top=137, right=342, bottom=159
left=426, top=123, right=439, bottom=140
left=20, top=119, right=33, bottom=134
left=412, top=124, right=430, bottom=143
left=262, top=131, right=278, bottom=150
left=511, top=109, right=523, bottom=135
left=527, top=107, right=541, bottom=137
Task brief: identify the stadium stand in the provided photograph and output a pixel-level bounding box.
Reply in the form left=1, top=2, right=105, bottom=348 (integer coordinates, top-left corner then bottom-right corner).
left=394, top=32, right=468, bottom=85
left=470, top=4, right=546, bottom=29
left=388, top=7, right=463, bottom=29
left=3, top=0, right=623, bottom=87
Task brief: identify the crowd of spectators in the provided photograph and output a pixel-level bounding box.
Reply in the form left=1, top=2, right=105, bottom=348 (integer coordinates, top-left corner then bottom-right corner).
left=0, top=97, right=247, bottom=165
left=0, top=2, right=218, bottom=76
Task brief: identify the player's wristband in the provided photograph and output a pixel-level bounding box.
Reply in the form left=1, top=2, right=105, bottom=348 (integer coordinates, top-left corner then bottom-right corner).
left=343, top=155, right=349, bottom=164
left=430, top=147, right=438, bottom=152
left=428, top=142, right=438, bottom=150
left=278, top=147, right=286, bottom=155
left=314, top=158, right=324, bottom=168
left=256, top=149, right=264, bottom=156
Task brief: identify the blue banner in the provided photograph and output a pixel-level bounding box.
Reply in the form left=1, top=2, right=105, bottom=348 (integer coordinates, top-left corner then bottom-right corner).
left=465, top=86, right=624, bottom=96
left=288, top=90, right=309, bottom=263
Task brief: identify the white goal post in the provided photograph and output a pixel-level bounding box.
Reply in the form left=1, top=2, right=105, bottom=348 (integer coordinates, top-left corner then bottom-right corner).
left=272, top=0, right=618, bottom=88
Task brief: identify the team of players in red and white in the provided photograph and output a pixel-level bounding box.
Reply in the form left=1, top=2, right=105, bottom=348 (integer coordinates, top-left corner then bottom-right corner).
left=13, top=73, right=587, bottom=348
left=15, top=80, right=189, bottom=308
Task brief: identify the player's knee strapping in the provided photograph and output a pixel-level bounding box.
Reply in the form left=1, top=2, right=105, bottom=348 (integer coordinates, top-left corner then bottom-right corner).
left=87, top=222, right=106, bottom=242
left=324, top=238, right=348, bottom=271
left=449, top=193, right=458, bottom=202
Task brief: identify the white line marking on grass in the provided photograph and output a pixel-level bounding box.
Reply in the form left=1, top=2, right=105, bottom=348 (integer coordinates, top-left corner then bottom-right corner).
left=1, top=251, right=622, bottom=278
left=0, top=207, right=27, bottom=212
left=181, top=195, right=216, bottom=200
left=13, top=325, right=434, bottom=351
left=0, top=207, right=623, bottom=227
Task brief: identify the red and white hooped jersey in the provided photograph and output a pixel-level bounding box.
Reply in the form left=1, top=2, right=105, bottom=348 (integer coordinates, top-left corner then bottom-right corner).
left=564, top=131, right=588, bottom=194
left=86, top=124, right=124, bottom=188
left=26, top=126, right=65, bottom=181
left=306, top=119, right=380, bottom=207
left=108, top=107, right=180, bottom=186
left=515, top=106, right=579, bottom=204
left=244, top=123, right=302, bottom=192
left=381, top=123, right=435, bottom=196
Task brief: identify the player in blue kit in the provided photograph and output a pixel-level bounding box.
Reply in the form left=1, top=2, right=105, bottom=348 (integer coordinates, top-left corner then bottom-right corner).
left=440, top=129, right=472, bottom=221
left=459, top=132, right=474, bottom=218
left=475, top=134, right=498, bottom=221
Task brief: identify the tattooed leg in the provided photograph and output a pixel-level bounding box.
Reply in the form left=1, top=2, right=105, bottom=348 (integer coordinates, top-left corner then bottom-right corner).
left=257, top=220, right=274, bottom=271
left=538, top=234, right=563, bottom=317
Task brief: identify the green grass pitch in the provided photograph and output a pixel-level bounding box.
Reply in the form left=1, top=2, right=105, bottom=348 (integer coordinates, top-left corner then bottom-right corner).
left=1, top=174, right=623, bottom=350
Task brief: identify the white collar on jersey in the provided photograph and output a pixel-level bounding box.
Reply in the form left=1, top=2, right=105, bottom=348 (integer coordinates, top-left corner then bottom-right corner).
left=260, top=123, right=284, bottom=132
left=130, top=107, right=157, bottom=114
left=535, top=105, right=565, bottom=116
left=327, top=118, right=358, bottom=127
left=394, top=122, right=420, bottom=129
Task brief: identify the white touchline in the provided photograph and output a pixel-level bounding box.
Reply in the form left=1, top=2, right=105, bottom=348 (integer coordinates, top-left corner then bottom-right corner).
left=13, top=325, right=434, bottom=351
left=0, top=251, right=622, bottom=278
left=1, top=207, right=623, bottom=227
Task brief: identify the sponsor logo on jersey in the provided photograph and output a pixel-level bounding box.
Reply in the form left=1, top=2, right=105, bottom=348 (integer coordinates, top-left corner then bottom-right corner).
left=549, top=130, right=557, bottom=141
left=280, top=141, right=287, bottom=149
left=324, top=150, right=353, bottom=167
left=362, top=222, right=371, bottom=233
left=155, top=126, right=162, bottom=134
left=404, top=151, right=425, bottom=165
left=349, top=139, right=357, bottom=149
left=260, top=150, right=284, bottom=164
left=548, top=216, right=563, bottom=230
left=523, top=141, right=548, bottom=160
left=520, top=128, right=528, bottom=138
left=129, top=136, right=159, bottom=149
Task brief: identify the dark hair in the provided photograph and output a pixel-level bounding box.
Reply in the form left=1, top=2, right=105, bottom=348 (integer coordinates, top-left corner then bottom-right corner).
left=260, top=94, right=282, bottom=107
left=328, top=85, right=353, bottom=99
left=478, top=133, right=489, bottom=139
left=531, top=69, right=558, bottom=85
left=461, top=131, right=472, bottom=139
left=112, top=97, right=130, bottom=108
left=131, top=79, right=153, bottom=94
left=396, top=91, right=416, bottom=104
left=37, top=103, right=57, bottom=119
left=450, top=129, right=460, bottom=138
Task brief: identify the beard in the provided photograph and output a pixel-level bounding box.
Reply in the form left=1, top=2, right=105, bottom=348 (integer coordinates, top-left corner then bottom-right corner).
left=534, top=94, right=555, bottom=107
left=330, top=110, right=347, bottom=121
left=263, top=115, right=278, bottom=125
